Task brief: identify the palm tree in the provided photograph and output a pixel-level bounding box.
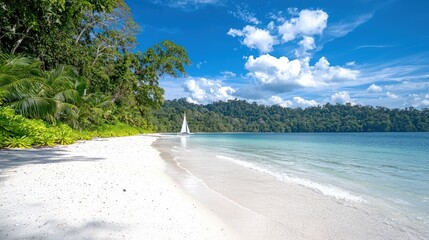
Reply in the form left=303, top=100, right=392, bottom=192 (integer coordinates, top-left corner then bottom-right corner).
left=0, top=54, right=56, bottom=119
left=0, top=54, right=85, bottom=127
left=79, top=92, right=115, bottom=128
left=44, top=65, right=86, bottom=128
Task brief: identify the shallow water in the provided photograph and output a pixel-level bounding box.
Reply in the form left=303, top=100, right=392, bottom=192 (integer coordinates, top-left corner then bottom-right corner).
left=157, top=132, right=429, bottom=238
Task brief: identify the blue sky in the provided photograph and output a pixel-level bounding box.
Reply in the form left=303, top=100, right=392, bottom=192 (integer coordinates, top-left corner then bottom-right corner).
left=127, top=0, right=429, bottom=108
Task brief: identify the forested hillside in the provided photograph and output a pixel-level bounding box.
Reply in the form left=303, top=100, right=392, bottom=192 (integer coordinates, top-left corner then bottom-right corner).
left=153, top=99, right=429, bottom=132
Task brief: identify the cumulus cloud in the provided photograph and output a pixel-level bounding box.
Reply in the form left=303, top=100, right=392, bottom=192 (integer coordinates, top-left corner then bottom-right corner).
left=299, top=36, right=315, bottom=51
left=227, top=26, right=276, bottom=53
left=244, top=54, right=358, bottom=92
left=184, top=77, right=236, bottom=104
left=278, top=9, right=328, bottom=42
left=331, top=91, right=355, bottom=104
left=386, top=92, right=399, bottom=99
left=421, top=99, right=429, bottom=107
left=367, top=84, right=382, bottom=93
left=295, top=36, right=315, bottom=58
left=293, top=96, right=319, bottom=107
left=314, top=57, right=358, bottom=81
left=269, top=96, right=293, bottom=107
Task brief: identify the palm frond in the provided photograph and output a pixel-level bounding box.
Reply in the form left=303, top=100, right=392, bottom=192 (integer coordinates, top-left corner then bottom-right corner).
left=1, top=77, right=46, bottom=102
left=9, top=97, right=57, bottom=119
left=55, top=102, right=80, bottom=128
left=54, top=89, right=81, bottom=104
left=84, top=92, right=113, bottom=109
left=46, top=65, right=79, bottom=91
left=75, top=76, right=88, bottom=96
left=0, top=55, right=43, bottom=79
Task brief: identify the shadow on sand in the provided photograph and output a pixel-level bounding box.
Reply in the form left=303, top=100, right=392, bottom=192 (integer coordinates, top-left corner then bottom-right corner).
left=0, top=145, right=103, bottom=182
left=1, top=219, right=127, bottom=240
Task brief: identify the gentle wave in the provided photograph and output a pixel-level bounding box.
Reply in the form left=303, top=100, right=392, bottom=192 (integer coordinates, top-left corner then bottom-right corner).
left=216, top=155, right=364, bottom=202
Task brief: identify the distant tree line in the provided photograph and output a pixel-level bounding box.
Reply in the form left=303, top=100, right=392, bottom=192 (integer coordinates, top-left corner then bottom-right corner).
left=152, top=99, right=429, bottom=132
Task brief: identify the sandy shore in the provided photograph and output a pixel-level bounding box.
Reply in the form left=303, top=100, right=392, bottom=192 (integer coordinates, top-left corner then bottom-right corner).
left=155, top=135, right=428, bottom=240
left=0, top=136, right=235, bottom=239
left=2, top=135, right=425, bottom=240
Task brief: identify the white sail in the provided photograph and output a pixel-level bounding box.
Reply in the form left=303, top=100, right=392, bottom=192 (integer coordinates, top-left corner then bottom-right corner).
left=180, top=112, right=190, bottom=134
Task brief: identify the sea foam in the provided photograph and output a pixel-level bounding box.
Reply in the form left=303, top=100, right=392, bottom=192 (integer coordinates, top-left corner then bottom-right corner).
left=216, top=155, right=364, bottom=202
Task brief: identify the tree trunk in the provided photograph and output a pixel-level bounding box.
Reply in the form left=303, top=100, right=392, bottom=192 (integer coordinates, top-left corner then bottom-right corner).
left=11, top=26, right=32, bottom=54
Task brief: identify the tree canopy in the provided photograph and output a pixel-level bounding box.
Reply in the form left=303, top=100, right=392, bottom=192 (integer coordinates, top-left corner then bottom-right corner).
left=0, top=0, right=190, bottom=132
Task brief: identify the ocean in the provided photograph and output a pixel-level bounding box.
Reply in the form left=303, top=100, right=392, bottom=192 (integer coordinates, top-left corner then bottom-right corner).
left=156, top=132, right=429, bottom=238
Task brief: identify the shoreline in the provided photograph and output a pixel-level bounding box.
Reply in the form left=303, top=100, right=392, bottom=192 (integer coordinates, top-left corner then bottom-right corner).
left=0, top=135, right=234, bottom=239
left=153, top=138, right=286, bottom=240
left=1, top=134, right=427, bottom=239
left=154, top=134, right=428, bottom=240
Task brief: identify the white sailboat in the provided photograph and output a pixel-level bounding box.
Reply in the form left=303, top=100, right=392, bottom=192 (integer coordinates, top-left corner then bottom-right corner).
left=179, top=112, right=190, bottom=135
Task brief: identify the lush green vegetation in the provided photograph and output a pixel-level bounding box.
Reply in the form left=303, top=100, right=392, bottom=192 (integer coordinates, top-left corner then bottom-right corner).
left=153, top=99, right=429, bottom=132
left=0, top=0, right=190, bottom=148
left=0, top=106, right=146, bottom=148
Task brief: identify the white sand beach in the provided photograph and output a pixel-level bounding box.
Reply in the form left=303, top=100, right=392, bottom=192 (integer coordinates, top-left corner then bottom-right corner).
left=1, top=135, right=426, bottom=240
left=0, top=136, right=235, bottom=239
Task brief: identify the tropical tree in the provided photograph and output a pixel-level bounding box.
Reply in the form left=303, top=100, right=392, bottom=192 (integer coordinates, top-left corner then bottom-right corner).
left=0, top=54, right=84, bottom=126
left=0, top=54, right=54, bottom=119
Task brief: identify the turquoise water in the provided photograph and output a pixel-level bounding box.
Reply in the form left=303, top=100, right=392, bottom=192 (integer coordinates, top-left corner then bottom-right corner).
left=164, top=133, right=429, bottom=225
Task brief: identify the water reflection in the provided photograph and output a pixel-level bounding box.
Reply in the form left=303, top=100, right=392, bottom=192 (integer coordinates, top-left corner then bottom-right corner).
left=180, top=136, right=188, bottom=148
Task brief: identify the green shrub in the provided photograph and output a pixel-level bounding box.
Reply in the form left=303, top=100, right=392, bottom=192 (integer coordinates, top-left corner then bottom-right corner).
left=4, top=136, right=34, bottom=148
left=0, top=106, right=149, bottom=148
left=95, top=123, right=141, bottom=137
left=75, top=130, right=95, bottom=140
left=0, top=134, right=6, bottom=148
left=54, top=124, right=76, bottom=145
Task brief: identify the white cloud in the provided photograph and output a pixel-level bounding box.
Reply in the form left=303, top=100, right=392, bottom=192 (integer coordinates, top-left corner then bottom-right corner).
left=184, top=77, right=236, bottom=104
left=346, top=61, right=356, bottom=66
left=196, top=60, right=207, bottom=69
left=268, top=10, right=286, bottom=22
left=295, top=36, right=315, bottom=58
left=220, top=71, right=236, bottom=78
left=278, top=9, right=328, bottom=42
left=299, top=36, right=315, bottom=51
left=229, top=5, right=260, bottom=24
left=227, top=26, right=276, bottom=53
left=269, top=96, right=293, bottom=107
left=421, top=99, right=429, bottom=107
left=367, top=84, right=382, bottom=93
left=186, top=97, right=199, bottom=104
left=325, top=14, right=372, bottom=39
left=267, top=21, right=275, bottom=31
left=386, top=92, right=399, bottom=99
left=244, top=54, right=358, bottom=92
left=314, top=57, right=359, bottom=80
left=152, top=0, right=219, bottom=10
left=245, top=54, right=309, bottom=88
left=293, top=96, right=318, bottom=107
left=331, top=91, right=355, bottom=104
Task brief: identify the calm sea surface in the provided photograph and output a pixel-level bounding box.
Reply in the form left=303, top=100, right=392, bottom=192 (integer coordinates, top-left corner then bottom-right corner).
left=163, top=132, right=429, bottom=225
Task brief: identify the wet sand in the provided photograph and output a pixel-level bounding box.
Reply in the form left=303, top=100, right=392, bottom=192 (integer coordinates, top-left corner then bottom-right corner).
left=154, top=135, right=427, bottom=240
